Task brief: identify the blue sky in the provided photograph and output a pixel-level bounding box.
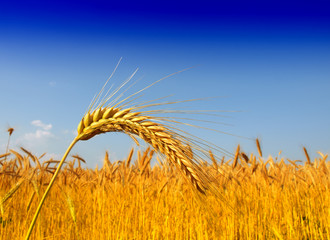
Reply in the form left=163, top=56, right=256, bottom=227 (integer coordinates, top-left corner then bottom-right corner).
left=1, top=1, right=329, bottom=167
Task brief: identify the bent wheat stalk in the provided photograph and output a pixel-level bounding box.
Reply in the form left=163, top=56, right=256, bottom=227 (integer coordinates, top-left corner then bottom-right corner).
left=25, top=65, right=220, bottom=239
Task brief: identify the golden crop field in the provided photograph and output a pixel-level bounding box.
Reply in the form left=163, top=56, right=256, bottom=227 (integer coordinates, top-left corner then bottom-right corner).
left=0, top=144, right=329, bottom=240
left=1, top=68, right=329, bottom=239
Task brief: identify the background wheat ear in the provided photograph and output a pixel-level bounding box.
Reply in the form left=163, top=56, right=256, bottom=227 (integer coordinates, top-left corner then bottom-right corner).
left=4, top=127, right=14, bottom=162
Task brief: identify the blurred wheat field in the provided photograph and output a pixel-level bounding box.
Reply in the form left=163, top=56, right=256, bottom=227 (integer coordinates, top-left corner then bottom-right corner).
left=0, top=146, right=329, bottom=240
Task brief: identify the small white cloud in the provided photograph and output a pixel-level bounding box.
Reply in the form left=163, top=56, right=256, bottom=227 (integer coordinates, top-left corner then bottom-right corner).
left=24, top=130, right=54, bottom=140
left=15, top=120, right=55, bottom=148
left=18, top=130, right=55, bottom=146
left=15, top=129, right=55, bottom=150
left=49, top=81, right=56, bottom=87
left=31, top=120, right=52, bottom=131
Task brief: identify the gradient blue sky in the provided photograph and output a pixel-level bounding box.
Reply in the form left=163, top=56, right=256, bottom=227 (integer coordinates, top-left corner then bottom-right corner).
left=1, top=1, right=329, bottom=167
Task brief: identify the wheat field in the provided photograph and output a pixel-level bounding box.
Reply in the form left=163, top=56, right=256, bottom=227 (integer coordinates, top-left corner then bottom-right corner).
left=0, top=145, right=329, bottom=239
left=1, top=68, right=329, bottom=239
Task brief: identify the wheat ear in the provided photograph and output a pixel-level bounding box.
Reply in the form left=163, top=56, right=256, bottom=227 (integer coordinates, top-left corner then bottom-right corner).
left=76, top=107, right=207, bottom=193
left=26, top=66, right=215, bottom=239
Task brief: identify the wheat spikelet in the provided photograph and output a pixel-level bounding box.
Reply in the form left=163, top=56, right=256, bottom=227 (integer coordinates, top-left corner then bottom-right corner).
left=303, top=146, right=311, bottom=165
left=256, top=138, right=263, bottom=157
left=125, top=148, right=134, bottom=167
left=72, top=154, right=86, bottom=169
left=0, top=153, right=11, bottom=160
left=240, top=152, right=249, bottom=163
left=209, top=150, right=218, bottom=170
left=232, top=145, right=240, bottom=169
left=7, top=127, right=14, bottom=136
left=4, top=127, right=14, bottom=161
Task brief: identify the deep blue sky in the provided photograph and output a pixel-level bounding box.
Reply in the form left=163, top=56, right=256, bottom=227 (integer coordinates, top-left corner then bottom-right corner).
left=1, top=0, right=329, bottom=166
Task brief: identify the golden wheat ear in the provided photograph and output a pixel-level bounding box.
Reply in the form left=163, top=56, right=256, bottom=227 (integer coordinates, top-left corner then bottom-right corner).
left=76, top=106, right=208, bottom=193
left=25, top=64, right=225, bottom=239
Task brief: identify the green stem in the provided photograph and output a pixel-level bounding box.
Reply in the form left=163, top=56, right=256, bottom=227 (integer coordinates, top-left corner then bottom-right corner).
left=25, top=138, right=79, bottom=240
